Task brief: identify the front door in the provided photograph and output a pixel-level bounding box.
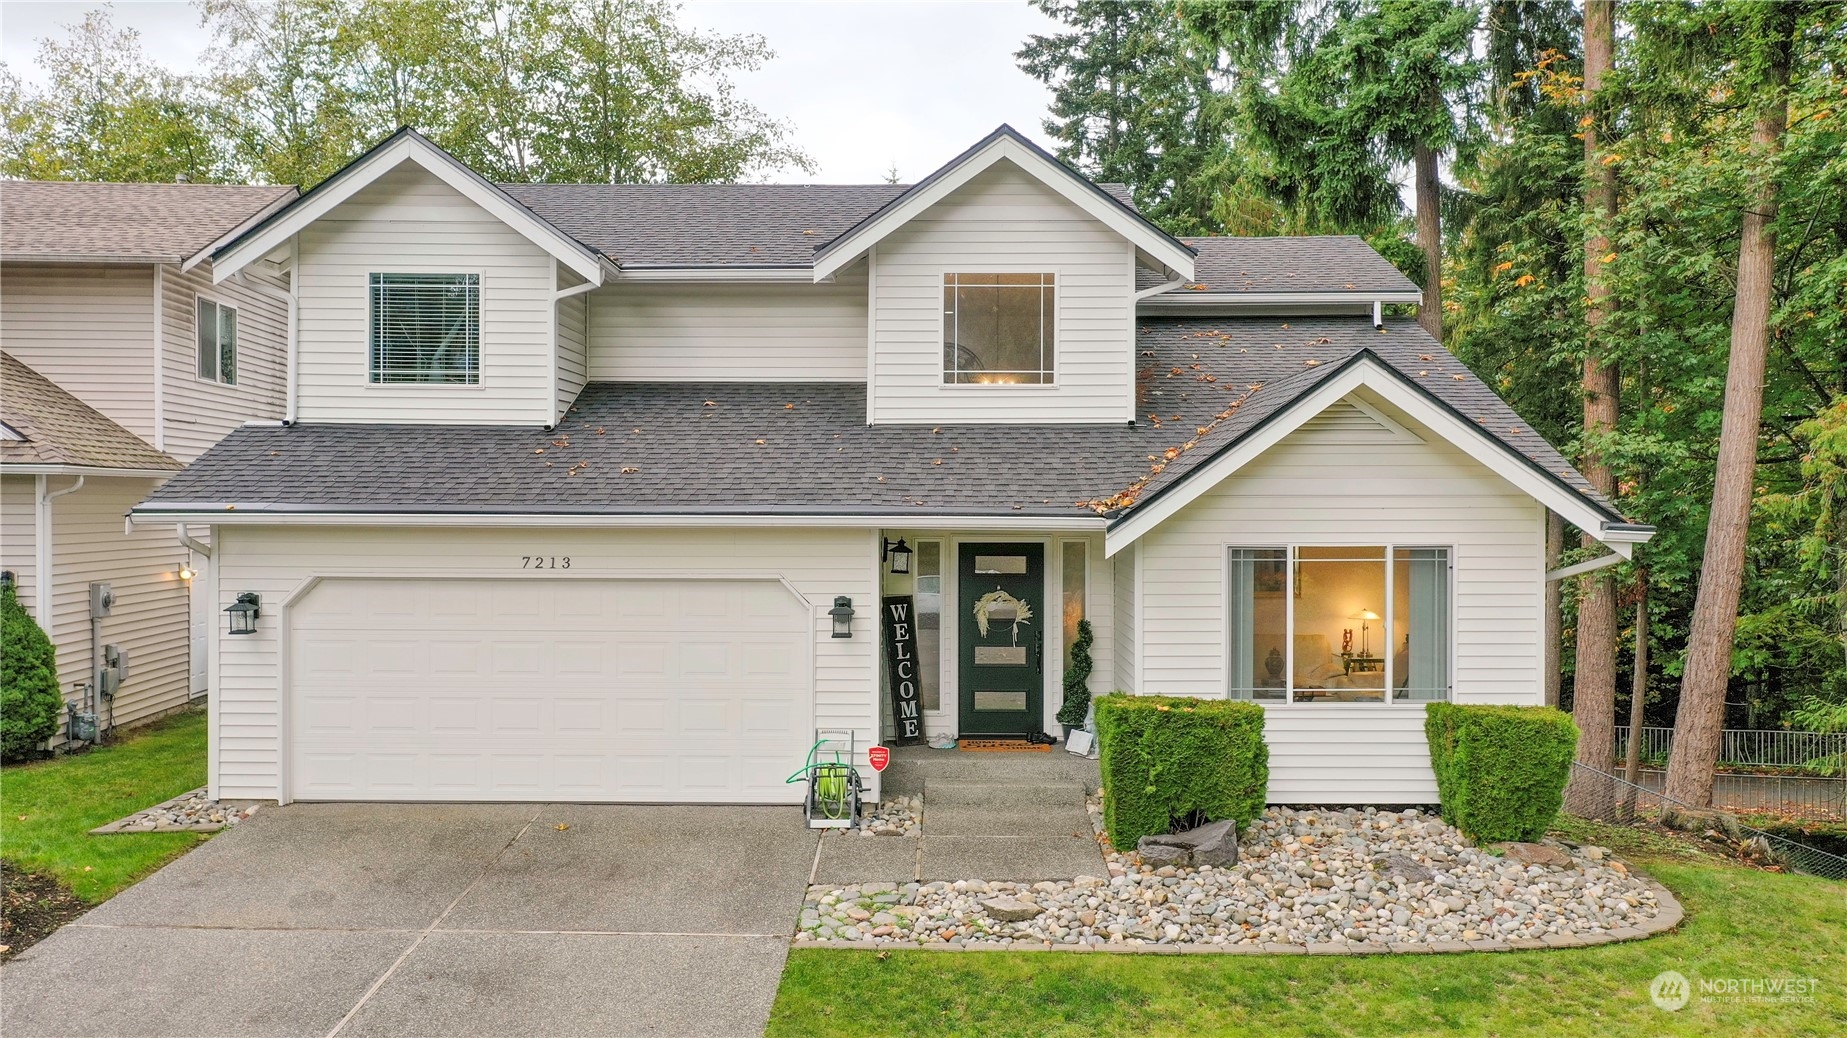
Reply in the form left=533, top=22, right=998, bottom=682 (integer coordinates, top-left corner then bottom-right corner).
left=958, top=543, right=1045, bottom=736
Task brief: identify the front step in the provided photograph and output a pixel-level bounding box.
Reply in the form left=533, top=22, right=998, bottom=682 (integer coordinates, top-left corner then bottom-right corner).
left=879, top=745, right=1100, bottom=797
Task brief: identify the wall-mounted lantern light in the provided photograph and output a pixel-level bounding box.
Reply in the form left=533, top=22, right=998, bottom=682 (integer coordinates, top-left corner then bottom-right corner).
left=883, top=537, right=913, bottom=575
left=178, top=562, right=197, bottom=582
left=225, top=592, right=261, bottom=636
left=829, top=596, right=855, bottom=638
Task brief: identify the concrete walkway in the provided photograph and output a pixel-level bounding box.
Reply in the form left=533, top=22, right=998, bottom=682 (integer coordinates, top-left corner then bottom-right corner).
left=813, top=747, right=1107, bottom=884
left=0, top=803, right=818, bottom=1038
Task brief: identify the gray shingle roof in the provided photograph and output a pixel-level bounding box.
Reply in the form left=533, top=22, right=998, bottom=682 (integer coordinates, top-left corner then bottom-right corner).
left=1, top=181, right=297, bottom=263
left=1, top=353, right=180, bottom=471
left=498, top=181, right=1138, bottom=269
left=1137, top=236, right=1419, bottom=296
left=139, top=317, right=1615, bottom=524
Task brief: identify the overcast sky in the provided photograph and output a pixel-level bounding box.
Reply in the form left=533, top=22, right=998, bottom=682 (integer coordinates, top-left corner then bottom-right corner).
left=0, top=0, right=1064, bottom=183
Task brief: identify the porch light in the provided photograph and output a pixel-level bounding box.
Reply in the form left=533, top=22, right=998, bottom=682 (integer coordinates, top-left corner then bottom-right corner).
left=883, top=537, right=913, bottom=575
left=178, top=562, right=196, bottom=582
left=829, top=596, right=855, bottom=638
left=225, top=592, right=261, bottom=636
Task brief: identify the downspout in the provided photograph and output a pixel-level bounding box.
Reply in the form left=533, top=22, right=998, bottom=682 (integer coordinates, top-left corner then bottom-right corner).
left=36, top=476, right=83, bottom=743
left=1372, top=299, right=1384, bottom=330
left=177, top=524, right=212, bottom=559
left=152, top=265, right=166, bottom=451
left=1546, top=551, right=1626, bottom=583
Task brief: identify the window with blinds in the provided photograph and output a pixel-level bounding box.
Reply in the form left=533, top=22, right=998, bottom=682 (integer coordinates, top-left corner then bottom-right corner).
left=368, top=273, right=480, bottom=384
left=196, top=298, right=237, bottom=385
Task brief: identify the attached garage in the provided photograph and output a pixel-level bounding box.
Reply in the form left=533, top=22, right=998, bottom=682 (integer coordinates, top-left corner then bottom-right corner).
left=286, top=576, right=813, bottom=803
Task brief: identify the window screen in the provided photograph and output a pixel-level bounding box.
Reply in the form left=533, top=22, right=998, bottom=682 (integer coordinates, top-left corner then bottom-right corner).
left=369, top=273, right=480, bottom=384
left=196, top=298, right=237, bottom=385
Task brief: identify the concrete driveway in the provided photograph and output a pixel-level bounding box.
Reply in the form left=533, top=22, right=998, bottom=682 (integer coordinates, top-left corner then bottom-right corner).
left=0, top=803, right=819, bottom=1038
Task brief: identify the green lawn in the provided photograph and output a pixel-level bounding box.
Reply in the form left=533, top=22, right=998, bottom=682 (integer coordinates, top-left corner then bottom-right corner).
left=769, top=822, right=1847, bottom=1038
left=2, top=709, right=210, bottom=902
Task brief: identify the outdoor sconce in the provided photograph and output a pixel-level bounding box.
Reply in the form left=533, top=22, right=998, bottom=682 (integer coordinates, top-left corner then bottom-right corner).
left=883, top=537, right=913, bottom=575
left=829, top=596, right=855, bottom=638
left=225, top=592, right=261, bottom=636
left=178, top=562, right=196, bottom=582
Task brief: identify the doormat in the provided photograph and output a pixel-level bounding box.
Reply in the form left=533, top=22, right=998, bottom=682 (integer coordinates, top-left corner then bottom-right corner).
left=958, top=739, right=1053, bottom=753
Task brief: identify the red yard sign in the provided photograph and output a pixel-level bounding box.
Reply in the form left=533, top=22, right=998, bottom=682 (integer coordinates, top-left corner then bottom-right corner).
left=867, top=746, right=890, bottom=772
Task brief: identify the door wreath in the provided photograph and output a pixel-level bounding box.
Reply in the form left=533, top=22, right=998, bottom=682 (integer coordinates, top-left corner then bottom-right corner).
left=972, top=589, right=1033, bottom=645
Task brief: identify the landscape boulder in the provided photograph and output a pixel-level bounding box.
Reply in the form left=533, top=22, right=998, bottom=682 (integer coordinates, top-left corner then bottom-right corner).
left=978, top=897, right=1044, bottom=922
left=1137, top=818, right=1240, bottom=868
left=1498, top=841, right=1572, bottom=868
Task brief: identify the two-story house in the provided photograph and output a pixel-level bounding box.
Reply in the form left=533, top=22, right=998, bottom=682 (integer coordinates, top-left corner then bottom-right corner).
left=1, top=180, right=296, bottom=741
left=130, top=127, right=1651, bottom=806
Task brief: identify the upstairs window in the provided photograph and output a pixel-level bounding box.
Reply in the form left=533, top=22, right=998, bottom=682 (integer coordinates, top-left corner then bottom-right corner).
left=943, top=273, right=1054, bottom=385
left=196, top=298, right=237, bottom=385
left=369, top=273, right=480, bottom=384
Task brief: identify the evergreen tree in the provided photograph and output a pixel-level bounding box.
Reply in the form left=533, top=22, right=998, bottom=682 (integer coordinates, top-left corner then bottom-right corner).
left=1, top=581, right=61, bottom=761
left=1018, top=0, right=1242, bottom=234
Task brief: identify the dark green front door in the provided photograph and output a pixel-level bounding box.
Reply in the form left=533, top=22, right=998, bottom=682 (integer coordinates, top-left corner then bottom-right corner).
left=958, top=543, right=1044, bottom=736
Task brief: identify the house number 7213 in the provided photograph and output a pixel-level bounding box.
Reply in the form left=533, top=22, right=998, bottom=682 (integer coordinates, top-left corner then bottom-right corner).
left=521, top=556, right=571, bottom=569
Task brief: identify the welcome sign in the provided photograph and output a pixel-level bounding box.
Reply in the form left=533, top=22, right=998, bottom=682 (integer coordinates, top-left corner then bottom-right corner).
left=881, top=595, right=925, bottom=745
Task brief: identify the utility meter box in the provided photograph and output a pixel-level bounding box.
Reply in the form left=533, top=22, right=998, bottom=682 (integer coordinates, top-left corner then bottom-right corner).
left=100, top=643, right=129, bottom=698
left=89, top=582, right=115, bottom=618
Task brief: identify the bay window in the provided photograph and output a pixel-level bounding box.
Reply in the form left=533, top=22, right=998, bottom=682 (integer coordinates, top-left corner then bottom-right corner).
left=1228, top=545, right=1451, bottom=704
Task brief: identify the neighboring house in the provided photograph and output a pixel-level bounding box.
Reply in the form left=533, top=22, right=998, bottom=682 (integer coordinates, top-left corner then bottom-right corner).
left=0, top=181, right=297, bottom=740
left=129, top=126, right=1651, bottom=807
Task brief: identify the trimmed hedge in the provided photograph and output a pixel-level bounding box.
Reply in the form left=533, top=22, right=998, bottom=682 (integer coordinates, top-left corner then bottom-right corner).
left=1095, top=694, right=1268, bottom=848
left=2, top=581, right=62, bottom=760
left=1425, top=702, right=1578, bottom=843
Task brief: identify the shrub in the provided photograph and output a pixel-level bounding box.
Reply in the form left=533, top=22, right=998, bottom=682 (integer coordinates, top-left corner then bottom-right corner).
left=1, top=581, right=62, bottom=760
left=1095, top=693, right=1268, bottom=848
left=1425, top=702, right=1577, bottom=843
left=1055, top=619, right=1095, bottom=728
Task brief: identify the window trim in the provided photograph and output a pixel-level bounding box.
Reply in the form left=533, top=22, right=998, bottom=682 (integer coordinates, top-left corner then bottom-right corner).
left=937, top=269, right=1060, bottom=388
left=1223, top=543, right=1455, bottom=706
left=194, top=294, right=238, bottom=386
left=366, top=270, right=485, bottom=388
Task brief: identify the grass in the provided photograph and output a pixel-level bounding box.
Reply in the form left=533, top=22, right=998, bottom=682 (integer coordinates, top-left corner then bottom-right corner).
left=768, top=820, right=1847, bottom=1038
left=1, top=709, right=210, bottom=902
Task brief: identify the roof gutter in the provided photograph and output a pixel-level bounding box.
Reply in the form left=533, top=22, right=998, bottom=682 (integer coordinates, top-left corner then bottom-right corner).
left=615, top=266, right=831, bottom=283
left=1138, top=290, right=1424, bottom=310
left=127, top=508, right=1109, bottom=531
left=5, top=465, right=179, bottom=478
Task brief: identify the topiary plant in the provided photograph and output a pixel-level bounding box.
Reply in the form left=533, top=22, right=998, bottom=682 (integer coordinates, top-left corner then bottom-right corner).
left=1425, top=702, right=1578, bottom=842
left=1, top=580, right=62, bottom=760
left=1056, top=618, right=1095, bottom=727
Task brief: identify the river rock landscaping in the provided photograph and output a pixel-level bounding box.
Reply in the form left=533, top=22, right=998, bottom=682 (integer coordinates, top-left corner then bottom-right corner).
left=795, top=797, right=1672, bottom=950
left=834, top=795, right=922, bottom=838
left=88, top=788, right=257, bottom=834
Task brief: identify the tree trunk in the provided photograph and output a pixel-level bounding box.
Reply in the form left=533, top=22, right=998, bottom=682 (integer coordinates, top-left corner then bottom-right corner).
left=1544, top=510, right=1564, bottom=708
left=1566, top=0, right=1620, bottom=819
left=1413, top=139, right=1443, bottom=340
left=1619, top=575, right=1649, bottom=821
left=1666, top=31, right=1792, bottom=807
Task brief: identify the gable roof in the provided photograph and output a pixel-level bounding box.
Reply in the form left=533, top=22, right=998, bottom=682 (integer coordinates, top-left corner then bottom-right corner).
left=0, top=353, right=180, bottom=473
left=134, top=316, right=1638, bottom=548
left=809, top=124, right=1197, bottom=281
left=0, top=181, right=296, bottom=264
left=209, top=127, right=610, bottom=284
left=1137, top=236, right=1421, bottom=303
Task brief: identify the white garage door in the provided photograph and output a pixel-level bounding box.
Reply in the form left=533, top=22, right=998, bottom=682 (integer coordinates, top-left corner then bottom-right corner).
left=289, top=577, right=812, bottom=803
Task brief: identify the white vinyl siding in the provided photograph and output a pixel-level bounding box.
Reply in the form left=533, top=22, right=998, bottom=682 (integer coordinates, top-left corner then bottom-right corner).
left=160, top=262, right=288, bottom=463
left=1131, top=390, right=1544, bottom=803
left=1113, top=542, right=1136, bottom=694
left=0, top=475, right=38, bottom=617
left=0, top=263, right=157, bottom=442
left=293, top=164, right=555, bottom=424
left=870, top=162, right=1135, bottom=424
left=207, top=525, right=878, bottom=802
left=586, top=270, right=868, bottom=382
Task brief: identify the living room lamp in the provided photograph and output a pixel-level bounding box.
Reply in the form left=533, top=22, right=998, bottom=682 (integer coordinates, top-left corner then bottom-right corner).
left=1349, top=609, right=1381, bottom=655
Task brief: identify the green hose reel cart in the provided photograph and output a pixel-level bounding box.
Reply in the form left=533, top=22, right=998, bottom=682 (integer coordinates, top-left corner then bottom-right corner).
left=786, top=729, right=864, bottom=829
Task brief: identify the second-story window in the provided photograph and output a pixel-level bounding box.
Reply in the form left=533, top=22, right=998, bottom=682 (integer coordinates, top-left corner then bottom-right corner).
left=369, top=273, right=480, bottom=384
left=196, top=298, right=237, bottom=385
left=943, top=273, right=1054, bottom=385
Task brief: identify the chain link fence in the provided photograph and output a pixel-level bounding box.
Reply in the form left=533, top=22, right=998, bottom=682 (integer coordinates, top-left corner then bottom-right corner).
left=1566, top=762, right=1847, bottom=882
